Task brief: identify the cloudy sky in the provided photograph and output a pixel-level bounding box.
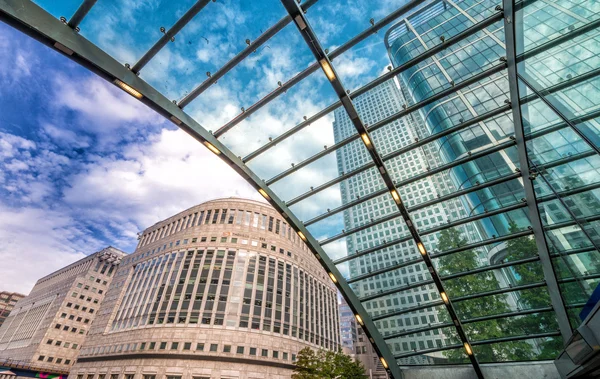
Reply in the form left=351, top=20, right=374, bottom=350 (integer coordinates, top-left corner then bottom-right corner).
left=0, top=0, right=407, bottom=293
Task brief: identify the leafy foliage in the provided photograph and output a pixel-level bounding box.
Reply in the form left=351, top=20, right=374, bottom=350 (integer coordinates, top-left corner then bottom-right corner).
left=435, top=227, right=544, bottom=362
left=292, top=347, right=366, bottom=379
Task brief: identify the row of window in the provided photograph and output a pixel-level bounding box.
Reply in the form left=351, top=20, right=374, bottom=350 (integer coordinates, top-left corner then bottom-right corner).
left=54, top=323, right=86, bottom=335
left=71, top=291, right=100, bottom=304
left=59, top=312, right=90, bottom=324
left=46, top=338, right=80, bottom=349
left=79, top=375, right=204, bottom=379
left=84, top=340, right=297, bottom=361
left=76, top=282, right=106, bottom=293
left=133, top=235, right=295, bottom=263
left=110, top=249, right=339, bottom=349
left=37, top=355, right=71, bottom=365
left=138, top=207, right=306, bottom=252
left=65, top=301, right=95, bottom=314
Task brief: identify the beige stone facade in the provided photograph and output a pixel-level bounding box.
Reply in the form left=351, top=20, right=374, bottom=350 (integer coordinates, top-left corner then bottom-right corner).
left=0, top=292, right=25, bottom=329
left=0, top=247, right=125, bottom=372
left=70, top=198, right=340, bottom=379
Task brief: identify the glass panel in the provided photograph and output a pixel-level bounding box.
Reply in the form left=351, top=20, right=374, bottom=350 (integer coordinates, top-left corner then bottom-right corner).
left=387, top=326, right=464, bottom=364
left=473, top=336, right=563, bottom=362
left=32, top=0, right=82, bottom=20
left=517, top=0, right=600, bottom=56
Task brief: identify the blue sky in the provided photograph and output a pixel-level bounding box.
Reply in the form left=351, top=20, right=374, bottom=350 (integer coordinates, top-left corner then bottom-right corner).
left=0, top=0, right=408, bottom=293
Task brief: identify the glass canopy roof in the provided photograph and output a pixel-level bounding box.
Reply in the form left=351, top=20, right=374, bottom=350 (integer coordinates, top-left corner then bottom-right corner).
left=1, top=0, right=598, bottom=377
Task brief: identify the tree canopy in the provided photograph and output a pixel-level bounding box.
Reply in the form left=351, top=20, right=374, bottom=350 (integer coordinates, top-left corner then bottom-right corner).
left=292, top=347, right=366, bottom=379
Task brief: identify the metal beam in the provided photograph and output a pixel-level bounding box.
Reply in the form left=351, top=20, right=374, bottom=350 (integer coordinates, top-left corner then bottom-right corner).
left=242, top=10, right=504, bottom=162
left=393, top=331, right=561, bottom=359
left=281, top=1, right=484, bottom=376
left=358, top=255, right=539, bottom=304
left=516, top=18, right=600, bottom=63
left=333, top=201, right=526, bottom=266
left=67, top=0, right=96, bottom=29
left=384, top=306, right=555, bottom=340
left=269, top=63, right=507, bottom=186
left=374, top=281, right=547, bottom=322
left=213, top=0, right=432, bottom=138
left=131, top=0, right=212, bottom=73
left=306, top=168, right=519, bottom=228
left=518, top=70, right=600, bottom=155
left=0, top=1, right=379, bottom=375
left=287, top=137, right=515, bottom=207
left=347, top=229, right=532, bottom=284
left=177, top=0, right=319, bottom=109
left=503, top=0, right=573, bottom=343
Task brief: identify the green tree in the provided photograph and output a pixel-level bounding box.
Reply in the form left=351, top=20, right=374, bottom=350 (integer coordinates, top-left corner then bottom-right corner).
left=292, top=347, right=366, bottom=379
left=505, top=221, right=564, bottom=357
left=436, top=227, right=534, bottom=362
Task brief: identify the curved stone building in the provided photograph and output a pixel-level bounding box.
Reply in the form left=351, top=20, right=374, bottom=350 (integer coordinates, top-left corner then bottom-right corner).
left=70, top=198, right=341, bottom=379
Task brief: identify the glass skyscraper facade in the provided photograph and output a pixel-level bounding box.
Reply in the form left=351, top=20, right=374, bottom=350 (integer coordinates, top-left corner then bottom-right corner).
left=333, top=80, right=485, bottom=363
left=381, top=0, right=600, bottom=363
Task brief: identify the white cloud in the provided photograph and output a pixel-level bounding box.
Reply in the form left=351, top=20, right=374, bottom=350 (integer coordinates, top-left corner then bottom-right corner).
left=0, top=204, right=91, bottom=294
left=62, top=127, right=260, bottom=233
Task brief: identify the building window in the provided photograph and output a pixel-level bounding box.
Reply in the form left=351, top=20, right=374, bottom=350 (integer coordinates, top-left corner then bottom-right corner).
left=171, top=342, right=179, bottom=350
left=196, top=343, right=204, bottom=351
left=223, top=345, right=231, bottom=353
left=47, top=339, right=53, bottom=344
left=149, top=342, right=156, bottom=350
left=236, top=346, right=244, bottom=354
left=125, top=375, right=134, bottom=379
left=283, top=352, right=288, bottom=360
left=159, top=342, right=167, bottom=350
left=273, top=351, right=279, bottom=359
left=166, top=376, right=181, bottom=379
left=110, top=374, right=119, bottom=379
left=209, top=344, right=218, bottom=352
left=65, top=359, right=71, bottom=365
left=183, top=342, right=191, bottom=351
left=38, top=356, right=45, bottom=361
left=56, top=358, right=63, bottom=364
left=143, top=376, right=155, bottom=379
left=261, top=349, right=268, bottom=357
left=249, top=348, right=256, bottom=356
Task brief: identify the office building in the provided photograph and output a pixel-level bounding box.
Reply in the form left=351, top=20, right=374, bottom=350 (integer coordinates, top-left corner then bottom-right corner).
left=0, top=247, right=125, bottom=371
left=339, top=297, right=388, bottom=379
left=70, top=198, right=340, bottom=379
left=333, top=78, right=482, bottom=363
left=0, top=292, right=26, bottom=329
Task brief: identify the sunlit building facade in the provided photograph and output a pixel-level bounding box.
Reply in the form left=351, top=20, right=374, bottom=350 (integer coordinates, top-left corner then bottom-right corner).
left=70, top=198, right=340, bottom=379
left=0, top=248, right=124, bottom=372
left=0, top=292, right=25, bottom=329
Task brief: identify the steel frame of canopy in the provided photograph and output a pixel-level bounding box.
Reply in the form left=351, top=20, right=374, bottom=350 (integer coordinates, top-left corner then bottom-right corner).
left=1, top=0, right=597, bottom=377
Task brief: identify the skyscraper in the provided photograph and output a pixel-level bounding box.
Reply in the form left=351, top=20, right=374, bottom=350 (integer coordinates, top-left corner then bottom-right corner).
left=0, top=247, right=125, bottom=372
left=333, top=79, right=482, bottom=363
left=0, top=292, right=25, bottom=328
left=70, top=198, right=340, bottom=379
